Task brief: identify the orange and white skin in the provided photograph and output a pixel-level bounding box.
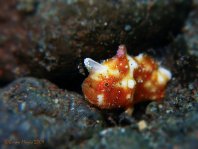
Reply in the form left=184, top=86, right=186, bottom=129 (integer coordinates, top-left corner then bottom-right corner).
left=82, top=45, right=171, bottom=110
left=134, top=54, right=172, bottom=104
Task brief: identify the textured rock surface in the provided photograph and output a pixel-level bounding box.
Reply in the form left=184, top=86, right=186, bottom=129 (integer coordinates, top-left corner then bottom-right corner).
left=21, top=0, right=192, bottom=87
left=0, top=77, right=103, bottom=149
left=0, top=0, right=30, bottom=86
left=0, top=0, right=192, bottom=89
left=183, top=1, right=198, bottom=56
left=0, top=0, right=198, bottom=149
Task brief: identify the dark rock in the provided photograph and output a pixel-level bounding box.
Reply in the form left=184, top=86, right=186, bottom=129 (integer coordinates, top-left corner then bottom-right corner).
left=74, top=127, right=151, bottom=149
left=182, top=0, right=198, bottom=56
left=0, top=1, right=198, bottom=149
left=0, top=77, right=103, bottom=149
left=173, top=55, right=198, bottom=82
left=0, top=0, right=30, bottom=86
left=0, top=0, right=192, bottom=90
left=21, top=0, right=191, bottom=89
left=16, top=0, right=37, bottom=14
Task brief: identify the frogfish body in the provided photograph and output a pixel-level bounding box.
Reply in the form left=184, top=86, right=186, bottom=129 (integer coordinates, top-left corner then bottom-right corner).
left=82, top=45, right=171, bottom=109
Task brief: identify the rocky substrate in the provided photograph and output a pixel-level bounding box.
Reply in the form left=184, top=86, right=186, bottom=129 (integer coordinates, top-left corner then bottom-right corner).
left=0, top=0, right=198, bottom=149
left=0, top=0, right=192, bottom=89
left=0, top=77, right=104, bottom=149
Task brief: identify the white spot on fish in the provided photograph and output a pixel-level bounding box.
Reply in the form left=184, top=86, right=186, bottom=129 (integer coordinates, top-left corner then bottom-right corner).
left=126, top=56, right=138, bottom=75
left=121, top=80, right=127, bottom=87
left=159, top=67, right=172, bottom=80
left=97, top=94, right=104, bottom=105
left=157, top=73, right=165, bottom=85
left=128, top=79, right=136, bottom=88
